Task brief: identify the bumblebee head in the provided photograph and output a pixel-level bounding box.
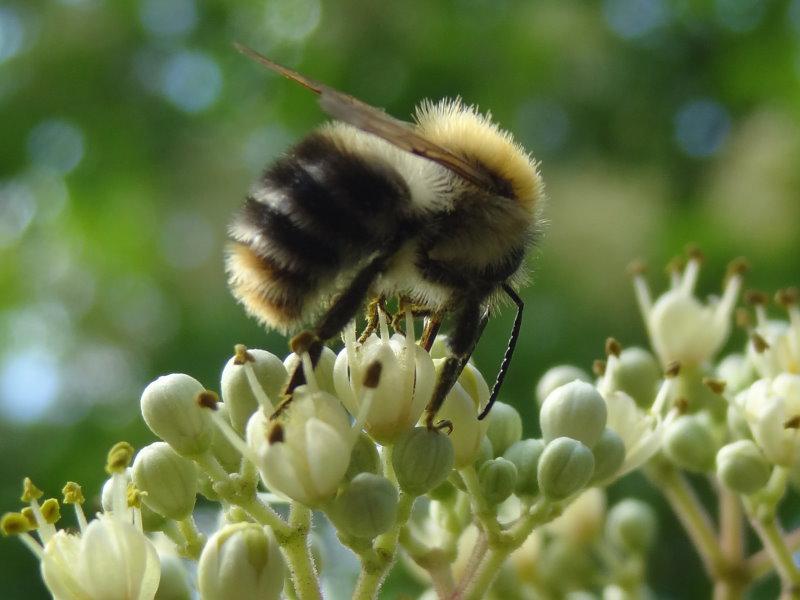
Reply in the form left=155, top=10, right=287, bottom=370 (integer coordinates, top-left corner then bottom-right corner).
left=414, top=99, right=543, bottom=212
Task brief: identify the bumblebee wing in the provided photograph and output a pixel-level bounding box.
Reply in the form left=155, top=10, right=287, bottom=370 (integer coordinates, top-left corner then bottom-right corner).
left=235, top=43, right=496, bottom=191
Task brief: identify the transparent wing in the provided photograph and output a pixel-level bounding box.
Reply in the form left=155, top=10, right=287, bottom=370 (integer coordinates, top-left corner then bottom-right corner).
left=235, top=43, right=496, bottom=191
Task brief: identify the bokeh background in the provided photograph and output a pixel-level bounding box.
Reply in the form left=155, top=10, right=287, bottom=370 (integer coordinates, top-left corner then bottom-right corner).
left=2, top=0, right=800, bottom=597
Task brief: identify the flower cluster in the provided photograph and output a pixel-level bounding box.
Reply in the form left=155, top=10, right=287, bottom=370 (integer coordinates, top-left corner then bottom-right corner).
left=4, top=251, right=800, bottom=599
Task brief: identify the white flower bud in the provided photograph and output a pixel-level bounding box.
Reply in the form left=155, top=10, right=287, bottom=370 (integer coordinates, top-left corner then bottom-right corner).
left=392, top=427, right=454, bottom=495
left=536, top=365, right=592, bottom=407
left=605, top=499, right=657, bottom=554
left=221, top=349, right=287, bottom=434
left=538, top=437, right=595, bottom=500
left=503, top=439, right=545, bottom=497
left=663, top=414, right=717, bottom=473
left=247, top=385, right=352, bottom=507
left=540, top=381, right=607, bottom=448
left=590, top=428, right=626, bottom=484
left=485, top=401, right=523, bottom=456
left=285, top=346, right=337, bottom=396
left=716, top=440, right=771, bottom=495
left=198, top=523, right=285, bottom=600
left=478, top=457, right=518, bottom=505
left=328, top=473, right=398, bottom=539
left=141, top=374, right=214, bottom=457
left=42, top=516, right=161, bottom=600
left=335, top=330, right=435, bottom=444
left=132, top=442, right=198, bottom=521
left=605, top=347, right=661, bottom=409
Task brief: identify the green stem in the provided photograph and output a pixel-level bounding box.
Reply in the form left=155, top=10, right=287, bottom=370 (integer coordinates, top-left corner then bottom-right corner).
left=177, top=515, right=205, bottom=559
left=460, top=466, right=503, bottom=541
left=646, top=464, right=726, bottom=579
left=461, top=547, right=508, bottom=600
left=352, top=492, right=415, bottom=600
left=749, top=527, right=800, bottom=581
left=747, top=511, right=800, bottom=598
left=714, top=486, right=748, bottom=600
left=282, top=527, right=322, bottom=600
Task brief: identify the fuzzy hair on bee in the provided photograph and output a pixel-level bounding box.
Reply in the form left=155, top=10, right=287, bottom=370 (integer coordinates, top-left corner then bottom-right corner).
left=227, top=44, right=545, bottom=426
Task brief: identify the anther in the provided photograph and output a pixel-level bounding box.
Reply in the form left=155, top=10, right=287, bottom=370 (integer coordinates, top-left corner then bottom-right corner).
left=196, top=390, right=220, bottom=410
left=685, top=244, right=705, bottom=262
left=744, top=289, right=768, bottom=306
left=726, top=257, right=749, bottom=279
left=751, top=332, right=770, bottom=353
left=605, top=337, right=622, bottom=358
left=233, top=344, right=254, bottom=365
left=21, top=478, right=43, bottom=503
left=702, top=377, right=726, bottom=395
left=106, top=442, right=135, bottom=474
left=363, top=361, right=383, bottom=389
left=268, top=423, right=285, bottom=444
left=665, top=361, right=681, bottom=378
left=592, top=359, right=606, bottom=377
left=627, top=260, right=647, bottom=277
left=776, top=288, right=799, bottom=308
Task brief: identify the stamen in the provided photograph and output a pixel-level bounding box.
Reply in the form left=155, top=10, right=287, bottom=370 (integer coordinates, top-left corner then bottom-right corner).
left=666, top=256, right=684, bottom=289
left=378, top=305, right=390, bottom=342
left=243, top=362, right=274, bottom=411
left=205, top=402, right=261, bottom=466
left=714, top=268, right=744, bottom=326
left=680, top=253, right=702, bottom=296
left=628, top=261, right=653, bottom=318
left=344, top=320, right=361, bottom=398
left=109, top=471, right=127, bottom=521
left=353, top=362, right=382, bottom=436
left=301, top=352, right=319, bottom=393
left=651, top=371, right=678, bottom=417
left=63, top=483, right=88, bottom=532
left=404, top=307, right=416, bottom=403
left=17, top=531, right=45, bottom=559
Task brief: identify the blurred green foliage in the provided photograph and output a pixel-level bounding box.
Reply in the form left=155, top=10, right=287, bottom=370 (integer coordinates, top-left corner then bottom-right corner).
left=1, top=0, right=799, bottom=597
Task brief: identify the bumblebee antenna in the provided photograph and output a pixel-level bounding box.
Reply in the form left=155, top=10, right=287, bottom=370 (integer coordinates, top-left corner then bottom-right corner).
left=478, top=283, right=524, bottom=420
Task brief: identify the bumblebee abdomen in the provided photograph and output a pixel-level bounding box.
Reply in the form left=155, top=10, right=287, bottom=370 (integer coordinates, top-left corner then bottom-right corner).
left=227, top=129, right=412, bottom=331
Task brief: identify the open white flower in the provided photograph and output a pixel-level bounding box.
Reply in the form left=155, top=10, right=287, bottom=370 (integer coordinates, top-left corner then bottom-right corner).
left=334, top=311, right=435, bottom=444
left=740, top=374, right=800, bottom=466
left=631, top=255, right=744, bottom=368
left=42, top=515, right=161, bottom=600
left=746, top=292, right=800, bottom=379
left=4, top=446, right=160, bottom=600
left=247, top=383, right=354, bottom=507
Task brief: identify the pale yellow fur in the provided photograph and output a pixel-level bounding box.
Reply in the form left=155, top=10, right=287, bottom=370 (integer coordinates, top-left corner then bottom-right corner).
left=414, top=98, right=542, bottom=213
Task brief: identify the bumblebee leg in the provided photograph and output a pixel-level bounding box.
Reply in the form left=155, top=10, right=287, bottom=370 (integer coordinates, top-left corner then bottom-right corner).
left=273, top=249, right=397, bottom=419
left=423, top=300, right=489, bottom=429
left=358, top=295, right=387, bottom=343
left=478, top=283, right=524, bottom=420
left=419, top=314, right=443, bottom=352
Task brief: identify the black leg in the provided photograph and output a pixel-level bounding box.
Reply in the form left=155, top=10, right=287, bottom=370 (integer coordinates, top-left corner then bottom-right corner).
left=273, top=248, right=397, bottom=419
left=478, top=283, right=524, bottom=420
left=423, top=298, right=489, bottom=429
left=420, top=314, right=443, bottom=352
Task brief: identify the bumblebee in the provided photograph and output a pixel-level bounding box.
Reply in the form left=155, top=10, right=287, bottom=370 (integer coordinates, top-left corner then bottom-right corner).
left=227, top=45, right=544, bottom=427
